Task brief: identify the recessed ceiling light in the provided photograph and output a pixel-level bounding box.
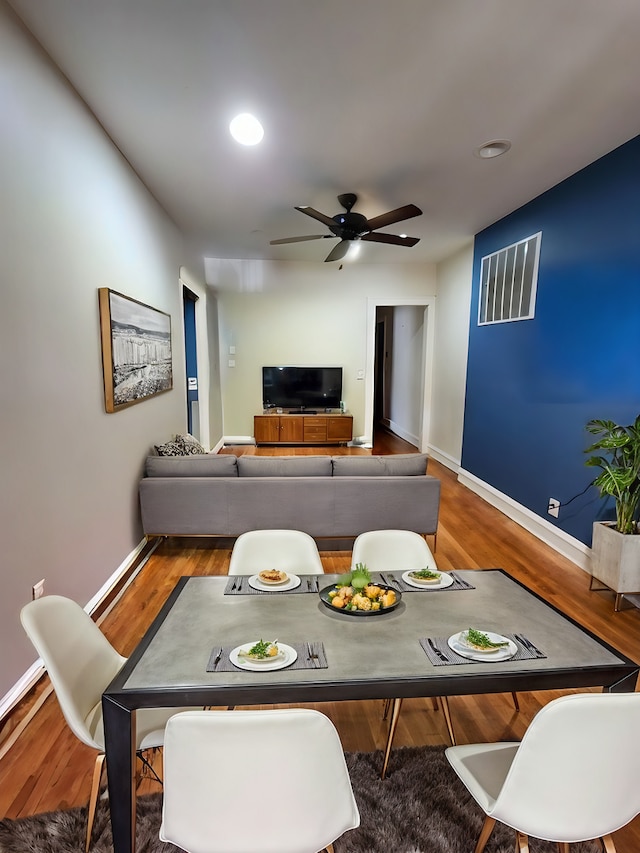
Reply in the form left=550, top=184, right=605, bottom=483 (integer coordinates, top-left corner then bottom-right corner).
left=229, top=113, right=264, bottom=146
left=475, top=139, right=511, bottom=159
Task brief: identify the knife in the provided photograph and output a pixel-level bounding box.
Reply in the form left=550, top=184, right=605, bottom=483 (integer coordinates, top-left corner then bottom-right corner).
left=212, top=647, right=223, bottom=669
left=515, top=634, right=545, bottom=658
left=427, top=638, right=450, bottom=663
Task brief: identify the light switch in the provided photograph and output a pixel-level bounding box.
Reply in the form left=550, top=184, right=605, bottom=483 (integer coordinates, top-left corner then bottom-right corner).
left=228, top=359, right=236, bottom=368
left=229, top=345, right=236, bottom=354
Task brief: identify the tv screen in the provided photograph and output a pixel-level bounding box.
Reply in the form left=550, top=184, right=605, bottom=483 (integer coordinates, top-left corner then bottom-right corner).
left=262, top=366, right=342, bottom=410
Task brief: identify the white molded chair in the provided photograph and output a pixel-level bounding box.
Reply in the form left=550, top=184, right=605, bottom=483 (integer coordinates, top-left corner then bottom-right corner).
left=160, top=708, right=360, bottom=853
left=228, top=529, right=325, bottom=575
left=351, top=530, right=518, bottom=771
left=20, top=595, right=190, bottom=852
left=446, top=692, right=640, bottom=853
left=351, top=528, right=439, bottom=574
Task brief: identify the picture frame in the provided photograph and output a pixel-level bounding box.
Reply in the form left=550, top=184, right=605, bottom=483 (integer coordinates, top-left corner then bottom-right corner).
left=98, top=288, right=172, bottom=413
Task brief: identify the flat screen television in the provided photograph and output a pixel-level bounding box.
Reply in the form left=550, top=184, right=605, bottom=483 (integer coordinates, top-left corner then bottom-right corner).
left=262, top=366, right=342, bottom=411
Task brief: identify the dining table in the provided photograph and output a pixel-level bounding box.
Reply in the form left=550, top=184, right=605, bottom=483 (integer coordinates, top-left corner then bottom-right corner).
left=102, top=568, right=639, bottom=853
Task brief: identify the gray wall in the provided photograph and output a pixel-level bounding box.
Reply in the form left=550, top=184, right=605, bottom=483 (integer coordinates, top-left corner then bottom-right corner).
left=0, top=3, right=209, bottom=706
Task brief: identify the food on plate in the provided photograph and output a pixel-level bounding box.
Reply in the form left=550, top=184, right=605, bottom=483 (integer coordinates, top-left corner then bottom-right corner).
left=258, top=569, right=288, bottom=584
left=341, top=562, right=371, bottom=590
left=328, top=581, right=396, bottom=612
left=462, top=628, right=509, bottom=651
left=408, top=568, right=442, bottom=583
left=238, top=639, right=281, bottom=660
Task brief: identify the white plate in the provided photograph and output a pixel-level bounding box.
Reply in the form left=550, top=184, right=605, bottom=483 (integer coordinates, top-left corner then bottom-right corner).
left=447, top=630, right=517, bottom=662
left=230, top=642, right=298, bottom=671
left=248, top=573, right=301, bottom=592
left=402, top=570, right=454, bottom=590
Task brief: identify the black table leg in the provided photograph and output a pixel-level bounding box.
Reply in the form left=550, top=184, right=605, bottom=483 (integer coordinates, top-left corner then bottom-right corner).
left=103, top=695, right=136, bottom=853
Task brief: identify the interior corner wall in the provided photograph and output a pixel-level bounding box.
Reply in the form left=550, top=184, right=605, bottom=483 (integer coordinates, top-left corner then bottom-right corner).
left=209, top=259, right=436, bottom=439
left=462, top=134, right=640, bottom=547
left=430, top=243, right=473, bottom=469
left=0, top=3, right=191, bottom=704
left=388, top=305, right=425, bottom=446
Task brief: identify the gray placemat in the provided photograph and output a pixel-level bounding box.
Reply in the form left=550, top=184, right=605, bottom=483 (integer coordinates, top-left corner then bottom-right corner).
left=375, top=571, right=476, bottom=593
left=224, top=575, right=321, bottom=595
left=207, top=640, right=327, bottom=672
left=420, top=633, right=546, bottom=666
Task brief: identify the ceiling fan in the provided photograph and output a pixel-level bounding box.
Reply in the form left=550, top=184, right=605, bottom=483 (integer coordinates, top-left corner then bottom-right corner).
left=270, top=193, right=422, bottom=262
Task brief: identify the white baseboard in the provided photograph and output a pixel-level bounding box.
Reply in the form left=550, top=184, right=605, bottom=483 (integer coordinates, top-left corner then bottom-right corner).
left=222, top=435, right=256, bottom=446
left=426, top=444, right=460, bottom=473
left=457, top=468, right=591, bottom=573
left=387, top=419, right=420, bottom=449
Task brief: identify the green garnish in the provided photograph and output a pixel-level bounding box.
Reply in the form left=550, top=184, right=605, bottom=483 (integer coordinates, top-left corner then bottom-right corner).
left=339, top=562, right=371, bottom=590
left=409, top=569, right=441, bottom=579
left=465, top=628, right=508, bottom=649
left=247, top=639, right=275, bottom=659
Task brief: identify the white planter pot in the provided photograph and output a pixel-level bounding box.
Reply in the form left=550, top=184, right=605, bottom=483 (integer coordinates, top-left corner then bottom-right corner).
left=591, top=521, right=640, bottom=595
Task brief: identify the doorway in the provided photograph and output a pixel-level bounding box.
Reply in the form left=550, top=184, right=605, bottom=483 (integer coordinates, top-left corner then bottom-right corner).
left=183, top=287, right=199, bottom=438
left=365, top=297, right=435, bottom=452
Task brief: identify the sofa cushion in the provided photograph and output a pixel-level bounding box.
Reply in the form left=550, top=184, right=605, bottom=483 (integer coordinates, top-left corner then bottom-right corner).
left=331, top=453, right=428, bottom=476
left=145, top=454, right=238, bottom=477
left=154, top=439, right=187, bottom=457
left=236, top=456, right=332, bottom=477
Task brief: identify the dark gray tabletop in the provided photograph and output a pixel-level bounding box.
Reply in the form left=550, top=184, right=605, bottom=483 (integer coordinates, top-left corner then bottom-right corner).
left=122, top=570, right=631, bottom=696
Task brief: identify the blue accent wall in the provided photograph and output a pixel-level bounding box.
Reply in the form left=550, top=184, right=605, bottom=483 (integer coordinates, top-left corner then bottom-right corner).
left=462, top=135, right=640, bottom=546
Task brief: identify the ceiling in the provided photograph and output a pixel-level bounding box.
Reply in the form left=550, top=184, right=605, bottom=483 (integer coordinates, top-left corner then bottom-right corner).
left=8, top=0, right=640, bottom=275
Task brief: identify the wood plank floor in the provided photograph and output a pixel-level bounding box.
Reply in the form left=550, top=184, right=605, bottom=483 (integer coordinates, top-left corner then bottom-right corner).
left=2, top=428, right=639, bottom=850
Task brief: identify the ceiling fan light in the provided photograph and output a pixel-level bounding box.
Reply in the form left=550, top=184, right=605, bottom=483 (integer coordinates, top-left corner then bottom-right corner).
left=475, top=139, right=511, bottom=159
left=229, top=113, right=264, bottom=146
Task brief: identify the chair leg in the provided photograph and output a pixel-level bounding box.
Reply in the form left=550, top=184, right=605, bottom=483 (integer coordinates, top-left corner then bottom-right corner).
left=515, top=831, right=530, bottom=852
left=601, top=835, right=617, bottom=853
left=324, top=845, right=335, bottom=853
left=85, top=753, right=106, bottom=853
left=382, top=698, right=392, bottom=720
left=556, top=843, right=570, bottom=852
left=473, top=815, right=496, bottom=853
left=439, top=696, right=456, bottom=745
left=380, top=698, right=403, bottom=779
left=511, top=691, right=520, bottom=711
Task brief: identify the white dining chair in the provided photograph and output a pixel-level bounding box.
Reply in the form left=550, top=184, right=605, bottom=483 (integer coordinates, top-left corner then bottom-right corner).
left=160, top=708, right=360, bottom=853
left=20, top=595, right=191, bottom=852
left=351, top=529, right=518, bottom=766
left=228, top=528, right=325, bottom=575
left=446, top=691, right=640, bottom=853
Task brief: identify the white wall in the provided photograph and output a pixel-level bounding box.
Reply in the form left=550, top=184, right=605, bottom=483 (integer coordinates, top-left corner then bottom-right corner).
left=430, top=242, right=474, bottom=468
left=0, top=3, right=208, bottom=706
left=388, top=305, right=425, bottom=446
left=207, top=258, right=437, bottom=438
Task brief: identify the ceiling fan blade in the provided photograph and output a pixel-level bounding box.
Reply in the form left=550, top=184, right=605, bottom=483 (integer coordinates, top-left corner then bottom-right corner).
left=361, top=232, right=420, bottom=247
left=270, top=235, right=327, bottom=245
left=366, top=204, right=422, bottom=231
left=295, top=205, right=337, bottom=228
left=324, top=240, right=351, bottom=263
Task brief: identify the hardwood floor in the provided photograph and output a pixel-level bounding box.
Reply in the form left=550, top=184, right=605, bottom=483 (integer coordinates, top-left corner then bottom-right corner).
left=2, top=427, right=639, bottom=850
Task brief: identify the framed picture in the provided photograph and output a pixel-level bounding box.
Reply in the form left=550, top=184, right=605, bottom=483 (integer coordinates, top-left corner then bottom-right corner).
left=98, top=288, right=173, bottom=413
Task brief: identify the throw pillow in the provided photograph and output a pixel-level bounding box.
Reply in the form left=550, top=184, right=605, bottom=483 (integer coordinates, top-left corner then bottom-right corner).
left=154, top=439, right=186, bottom=457
left=177, top=433, right=207, bottom=454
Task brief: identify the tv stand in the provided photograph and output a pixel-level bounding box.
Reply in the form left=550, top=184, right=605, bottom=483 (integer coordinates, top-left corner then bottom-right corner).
left=254, top=411, right=353, bottom=445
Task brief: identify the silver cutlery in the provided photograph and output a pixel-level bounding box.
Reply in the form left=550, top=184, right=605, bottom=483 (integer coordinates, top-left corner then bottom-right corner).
left=229, top=578, right=237, bottom=591
left=515, top=634, right=545, bottom=658
left=306, top=578, right=312, bottom=592
left=212, top=647, right=223, bottom=669
left=236, top=577, right=244, bottom=593
left=427, top=638, right=450, bottom=663
left=306, top=642, right=319, bottom=667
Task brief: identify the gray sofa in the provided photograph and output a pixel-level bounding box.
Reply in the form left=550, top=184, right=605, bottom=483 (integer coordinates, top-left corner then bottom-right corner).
left=139, top=453, right=440, bottom=540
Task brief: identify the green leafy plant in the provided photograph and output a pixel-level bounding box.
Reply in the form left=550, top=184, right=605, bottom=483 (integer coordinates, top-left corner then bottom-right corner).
left=340, top=562, right=371, bottom=590
left=584, top=416, right=640, bottom=534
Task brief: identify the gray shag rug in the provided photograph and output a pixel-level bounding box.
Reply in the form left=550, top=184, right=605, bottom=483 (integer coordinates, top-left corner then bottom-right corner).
left=0, top=746, right=603, bottom=853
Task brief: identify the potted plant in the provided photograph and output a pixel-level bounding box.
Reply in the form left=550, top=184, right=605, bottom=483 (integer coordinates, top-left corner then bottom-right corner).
left=584, top=416, right=640, bottom=607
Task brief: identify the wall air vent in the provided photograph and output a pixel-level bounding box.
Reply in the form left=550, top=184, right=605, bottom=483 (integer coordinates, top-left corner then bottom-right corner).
left=478, top=232, right=541, bottom=325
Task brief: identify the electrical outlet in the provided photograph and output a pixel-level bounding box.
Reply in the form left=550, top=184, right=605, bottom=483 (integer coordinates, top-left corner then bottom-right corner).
left=32, top=578, right=45, bottom=599
left=547, top=498, right=560, bottom=518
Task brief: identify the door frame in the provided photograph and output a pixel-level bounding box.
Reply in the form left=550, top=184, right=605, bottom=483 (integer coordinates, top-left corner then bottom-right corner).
left=364, top=296, right=435, bottom=452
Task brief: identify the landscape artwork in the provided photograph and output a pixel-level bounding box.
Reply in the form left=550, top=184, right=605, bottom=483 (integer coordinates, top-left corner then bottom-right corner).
left=98, top=288, right=172, bottom=413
